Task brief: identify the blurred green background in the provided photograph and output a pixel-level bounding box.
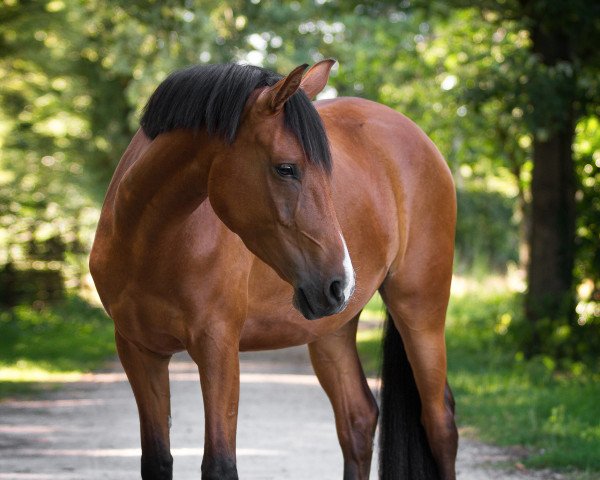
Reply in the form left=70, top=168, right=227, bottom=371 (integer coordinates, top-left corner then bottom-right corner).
left=1, top=0, right=598, bottom=475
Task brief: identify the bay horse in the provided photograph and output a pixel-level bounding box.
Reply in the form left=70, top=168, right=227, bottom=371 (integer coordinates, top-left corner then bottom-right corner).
left=90, top=60, right=458, bottom=480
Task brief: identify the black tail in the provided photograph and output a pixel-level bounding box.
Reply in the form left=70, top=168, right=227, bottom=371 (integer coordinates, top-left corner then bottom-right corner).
left=379, top=311, right=439, bottom=479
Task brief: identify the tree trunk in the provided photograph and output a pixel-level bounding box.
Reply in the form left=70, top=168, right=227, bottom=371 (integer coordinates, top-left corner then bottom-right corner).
left=516, top=177, right=530, bottom=272
left=523, top=7, right=578, bottom=356
left=525, top=125, right=576, bottom=354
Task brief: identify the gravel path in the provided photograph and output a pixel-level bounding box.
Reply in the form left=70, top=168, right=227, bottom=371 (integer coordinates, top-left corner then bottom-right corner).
left=0, top=347, right=564, bottom=479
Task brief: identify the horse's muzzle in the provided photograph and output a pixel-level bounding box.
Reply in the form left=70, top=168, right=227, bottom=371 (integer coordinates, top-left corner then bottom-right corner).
left=293, top=276, right=352, bottom=320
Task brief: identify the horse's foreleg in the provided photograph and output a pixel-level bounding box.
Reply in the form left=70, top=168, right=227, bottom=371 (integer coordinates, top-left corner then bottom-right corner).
left=380, top=285, right=458, bottom=480
left=189, top=330, right=240, bottom=480
left=308, top=314, right=379, bottom=480
left=115, top=331, right=173, bottom=480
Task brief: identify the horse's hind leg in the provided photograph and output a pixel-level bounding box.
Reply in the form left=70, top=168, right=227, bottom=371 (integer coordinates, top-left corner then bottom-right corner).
left=308, top=313, right=379, bottom=480
left=115, top=331, right=173, bottom=480
left=379, top=277, right=458, bottom=480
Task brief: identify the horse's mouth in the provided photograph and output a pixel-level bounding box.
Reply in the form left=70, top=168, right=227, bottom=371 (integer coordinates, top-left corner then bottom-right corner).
left=293, top=287, right=318, bottom=320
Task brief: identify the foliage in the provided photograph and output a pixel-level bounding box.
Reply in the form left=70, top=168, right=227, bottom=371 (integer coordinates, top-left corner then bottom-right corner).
left=455, top=187, right=518, bottom=272
left=574, top=117, right=600, bottom=324
left=358, top=287, right=600, bottom=472
left=0, top=261, right=64, bottom=307
left=0, top=1, right=597, bottom=356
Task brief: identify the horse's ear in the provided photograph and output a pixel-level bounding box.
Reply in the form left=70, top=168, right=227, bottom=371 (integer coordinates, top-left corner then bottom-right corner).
left=259, top=63, right=308, bottom=113
left=300, top=59, right=336, bottom=99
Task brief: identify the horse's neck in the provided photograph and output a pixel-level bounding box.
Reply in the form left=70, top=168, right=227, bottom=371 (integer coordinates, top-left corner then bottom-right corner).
left=113, top=130, right=218, bottom=239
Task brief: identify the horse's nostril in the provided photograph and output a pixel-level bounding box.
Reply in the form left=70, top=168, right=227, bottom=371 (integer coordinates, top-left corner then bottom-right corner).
left=329, top=280, right=344, bottom=303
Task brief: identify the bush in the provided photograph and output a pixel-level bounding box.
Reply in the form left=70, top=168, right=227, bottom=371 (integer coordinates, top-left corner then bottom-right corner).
left=455, top=187, right=519, bottom=273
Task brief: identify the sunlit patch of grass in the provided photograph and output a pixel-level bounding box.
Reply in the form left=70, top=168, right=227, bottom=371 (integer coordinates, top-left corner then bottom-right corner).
left=356, top=327, right=383, bottom=375
left=360, top=292, right=385, bottom=322
left=0, top=360, right=86, bottom=384
left=0, top=296, right=115, bottom=398
left=356, top=286, right=600, bottom=473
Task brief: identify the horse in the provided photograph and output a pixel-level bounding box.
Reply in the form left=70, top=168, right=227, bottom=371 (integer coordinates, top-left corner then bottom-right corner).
left=90, top=60, right=458, bottom=480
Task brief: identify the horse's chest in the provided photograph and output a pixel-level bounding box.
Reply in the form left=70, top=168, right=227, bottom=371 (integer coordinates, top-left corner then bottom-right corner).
left=94, top=224, right=252, bottom=353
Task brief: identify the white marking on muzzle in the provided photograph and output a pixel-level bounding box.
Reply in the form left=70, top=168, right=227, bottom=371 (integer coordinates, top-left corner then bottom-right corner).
left=340, top=234, right=356, bottom=301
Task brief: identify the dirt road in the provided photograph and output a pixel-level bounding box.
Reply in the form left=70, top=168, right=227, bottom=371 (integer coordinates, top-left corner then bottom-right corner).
left=0, top=347, right=562, bottom=479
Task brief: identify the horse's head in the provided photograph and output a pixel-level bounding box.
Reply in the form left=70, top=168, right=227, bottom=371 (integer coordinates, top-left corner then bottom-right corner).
left=208, top=61, right=355, bottom=320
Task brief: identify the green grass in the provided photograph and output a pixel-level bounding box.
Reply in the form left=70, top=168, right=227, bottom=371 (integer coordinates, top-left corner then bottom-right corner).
left=0, top=296, right=115, bottom=398
left=357, top=288, right=600, bottom=474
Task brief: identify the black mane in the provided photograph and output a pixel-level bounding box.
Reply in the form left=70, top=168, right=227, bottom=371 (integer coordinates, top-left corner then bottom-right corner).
left=140, top=63, right=331, bottom=172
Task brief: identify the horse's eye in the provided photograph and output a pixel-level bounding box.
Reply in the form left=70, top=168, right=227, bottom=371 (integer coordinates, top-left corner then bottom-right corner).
left=275, top=164, right=298, bottom=178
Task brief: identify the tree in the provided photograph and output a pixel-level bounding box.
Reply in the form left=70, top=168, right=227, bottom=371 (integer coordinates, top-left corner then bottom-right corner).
left=519, top=1, right=599, bottom=355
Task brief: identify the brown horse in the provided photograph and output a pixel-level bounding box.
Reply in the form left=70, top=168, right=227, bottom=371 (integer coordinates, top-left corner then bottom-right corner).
left=90, top=60, right=458, bottom=480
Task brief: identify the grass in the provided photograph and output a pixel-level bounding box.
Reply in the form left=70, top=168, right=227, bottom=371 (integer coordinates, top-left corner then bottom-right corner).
left=357, top=284, right=600, bottom=474
left=0, top=295, right=115, bottom=398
